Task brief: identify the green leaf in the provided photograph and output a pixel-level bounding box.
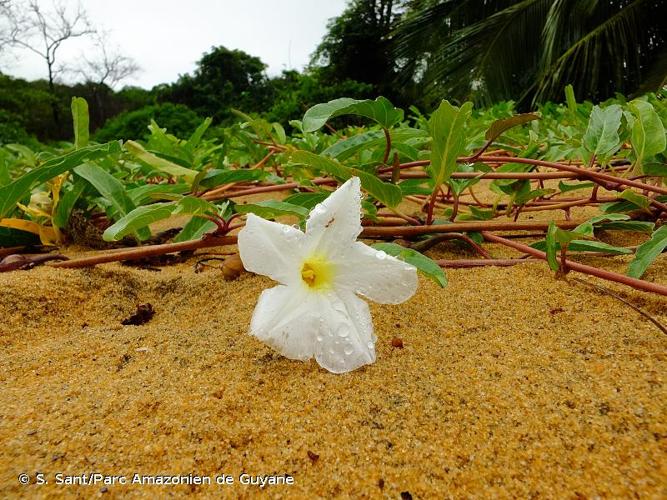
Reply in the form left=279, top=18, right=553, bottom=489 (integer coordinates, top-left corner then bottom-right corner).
left=235, top=200, right=309, bottom=220
left=283, top=192, right=329, bottom=209
left=574, top=213, right=630, bottom=238
left=199, top=169, right=267, bottom=189
left=597, top=220, right=654, bottom=233
left=52, top=179, right=86, bottom=229
left=302, top=96, right=404, bottom=132
left=322, top=128, right=427, bottom=161
left=545, top=221, right=560, bottom=271
left=172, top=196, right=216, bottom=216
left=545, top=221, right=581, bottom=271
left=71, top=97, right=89, bottom=149
left=565, top=84, right=577, bottom=114
left=125, top=140, right=198, bottom=182
left=0, top=141, right=121, bottom=218
left=627, top=226, right=667, bottom=278
left=484, top=113, right=539, bottom=143
left=582, top=105, right=622, bottom=160
left=0, top=227, right=39, bottom=246
left=173, top=217, right=216, bottom=243
left=74, top=163, right=136, bottom=217
left=372, top=242, right=447, bottom=288
left=428, top=100, right=473, bottom=187
left=185, top=117, right=212, bottom=151
left=531, top=239, right=631, bottom=255
left=102, top=196, right=216, bottom=242
left=630, top=100, right=666, bottom=173
left=126, top=184, right=190, bottom=206
left=174, top=201, right=230, bottom=243
left=102, top=203, right=175, bottom=241
left=558, top=181, right=595, bottom=193
left=272, top=122, right=287, bottom=144
left=291, top=150, right=402, bottom=207
left=618, top=189, right=651, bottom=210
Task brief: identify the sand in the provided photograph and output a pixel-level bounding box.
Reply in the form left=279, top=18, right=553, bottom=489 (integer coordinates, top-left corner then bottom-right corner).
left=1, top=189, right=666, bottom=498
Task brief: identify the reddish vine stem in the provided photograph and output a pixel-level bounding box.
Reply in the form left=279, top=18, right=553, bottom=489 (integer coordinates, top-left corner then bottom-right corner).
left=0, top=246, right=29, bottom=258
left=481, top=232, right=667, bottom=297
left=385, top=171, right=582, bottom=180
left=381, top=127, right=391, bottom=165
left=474, top=156, right=667, bottom=195
left=436, top=258, right=541, bottom=268
left=361, top=220, right=582, bottom=237
left=209, top=177, right=337, bottom=201
left=49, top=236, right=237, bottom=269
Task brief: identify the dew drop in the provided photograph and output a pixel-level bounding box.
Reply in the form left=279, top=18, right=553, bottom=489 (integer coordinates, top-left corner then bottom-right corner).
left=344, top=346, right=354, bottom=355
left=375, top=250, right=387, bottom=260
left=336, top=325, right=350, bottom=338
left=316, top=335, right=323, bottom=342
left=367, top=341, right=374, bottom=349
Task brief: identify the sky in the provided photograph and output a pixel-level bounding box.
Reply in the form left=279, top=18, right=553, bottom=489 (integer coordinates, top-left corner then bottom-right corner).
left=1, top=0, right=348, bottom=88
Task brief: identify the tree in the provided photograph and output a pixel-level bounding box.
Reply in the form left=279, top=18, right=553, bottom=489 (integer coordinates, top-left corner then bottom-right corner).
left=1, top=0, right=94, bottom=126
left=392, top=0, right=667, bottom=108
left=76, top=31, right=140, bottom=89
left=311, top=0, right=404, bottom=100
left=157, top=45, right=269, bottom=122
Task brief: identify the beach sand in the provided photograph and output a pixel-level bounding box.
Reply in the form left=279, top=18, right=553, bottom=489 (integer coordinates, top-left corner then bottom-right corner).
left=1, top=193, right=666, bottom=498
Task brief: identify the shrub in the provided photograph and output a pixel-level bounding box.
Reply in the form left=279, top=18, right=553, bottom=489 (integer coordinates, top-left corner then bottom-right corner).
left=95, top=103, right=204, bottom=142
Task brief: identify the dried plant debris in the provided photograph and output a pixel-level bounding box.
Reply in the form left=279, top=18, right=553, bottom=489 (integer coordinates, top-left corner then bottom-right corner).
left=121, top=303, right=155, bottom=326
left=0, top=253, right=68, bottom=272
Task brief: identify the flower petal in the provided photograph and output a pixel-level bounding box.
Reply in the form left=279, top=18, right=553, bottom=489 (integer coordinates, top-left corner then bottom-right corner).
left=238, top=213, right=306, bottom=285
left=334, top=242, right=418, bottom=304
left=248, top=285, right=377, bottom=374
left=305, top=177, right=362, bottom=255
left=314, top=290, right=376, bottom=374
left=249, top=285, right=318, bottom=361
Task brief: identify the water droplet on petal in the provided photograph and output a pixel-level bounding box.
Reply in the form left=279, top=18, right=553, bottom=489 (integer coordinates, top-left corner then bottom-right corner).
left=376, top=250, right=387, bottom=260
left=344, top=346, right=354, bottom=355
left=336, top=325, right=350, bottom=338
left=367, top=341, right=374, bottom=349
left=316, top=335, right=323, bottom=342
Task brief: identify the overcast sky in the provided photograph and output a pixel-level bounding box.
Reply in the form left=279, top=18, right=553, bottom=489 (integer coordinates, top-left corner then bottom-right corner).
left=2, top=0, right=347, bottom=88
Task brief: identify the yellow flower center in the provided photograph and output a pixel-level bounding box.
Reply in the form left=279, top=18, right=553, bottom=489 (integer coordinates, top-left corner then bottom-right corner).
left=300, top=256, right=334, bottom=290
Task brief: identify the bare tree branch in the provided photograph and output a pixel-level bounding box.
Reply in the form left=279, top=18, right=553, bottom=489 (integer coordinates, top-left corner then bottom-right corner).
left=0, top=0, right=95, bottom=125
left=75, top=30, right=140, bottom=88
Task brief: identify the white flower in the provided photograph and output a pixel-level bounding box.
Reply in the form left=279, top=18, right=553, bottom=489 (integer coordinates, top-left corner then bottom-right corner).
left=238, top=177, right=418, bottom=374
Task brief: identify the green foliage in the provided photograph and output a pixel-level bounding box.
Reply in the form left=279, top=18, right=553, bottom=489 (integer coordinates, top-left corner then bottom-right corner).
left=627, top=226, right=667, bottom=279
left=235, top=201, right=310, bottom=220
left=582, top=104, right=622, bottom=163
left=103, top=196, right=217, bottom=242
left=372, top=242, right=447, bottom=287
left=311, top=0, right=402, bottom=100
left=0, top=142, right=121, bottom=218
left=428, top=100, right=473, bottom=187
left=156, top=46, right=270, bottom=123
left=71, top=98, right=90, bottom=149
left=629, top=100, right=666, bottom=173
left=0, top=91, right=665, bottom=282
left=303, top=96, right=404, bottom=132
left=393, top=0, right=667, bottom=107
left=95, top=104, right=203, bottom=142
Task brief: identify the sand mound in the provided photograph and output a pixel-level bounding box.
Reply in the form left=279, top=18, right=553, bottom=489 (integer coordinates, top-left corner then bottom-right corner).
left=1, top=240, right=665, bottom=498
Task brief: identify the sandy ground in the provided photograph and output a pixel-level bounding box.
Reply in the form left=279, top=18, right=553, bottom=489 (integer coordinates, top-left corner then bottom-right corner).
left=1, top=185, right=666, bottom=498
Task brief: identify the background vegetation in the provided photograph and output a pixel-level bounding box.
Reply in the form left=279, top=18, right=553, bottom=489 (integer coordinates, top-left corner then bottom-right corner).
left=1, top=0, right=664, bottom=145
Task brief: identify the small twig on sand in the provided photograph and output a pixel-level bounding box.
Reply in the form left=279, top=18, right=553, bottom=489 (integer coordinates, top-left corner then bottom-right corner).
left=482, top=231, right=667, bottom=297
left=571, top=277, right=667, bottom=335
